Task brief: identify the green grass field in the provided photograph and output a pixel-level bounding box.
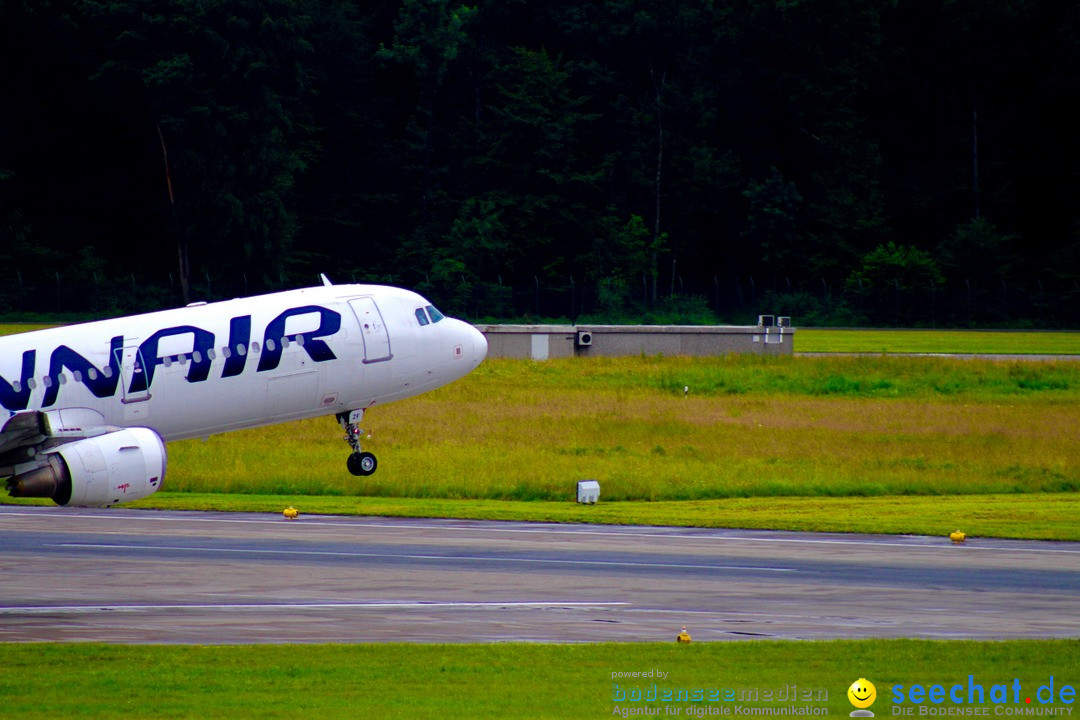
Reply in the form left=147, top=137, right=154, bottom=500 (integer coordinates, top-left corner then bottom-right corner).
left=0, top=640, right=1076, bottom=719
left=9, top=489, right=1078, bottom=540
left=4, top=352, right=1079, bottom=539
left=0, top=322, right=59, bottom=336
left=146, top=356, right=1079, bottom=526
left=4, top=329, right=1079, bottom=717
left=795, top=328, right=1080, bottom=354
left=4, top=323, right=1079, bottom=539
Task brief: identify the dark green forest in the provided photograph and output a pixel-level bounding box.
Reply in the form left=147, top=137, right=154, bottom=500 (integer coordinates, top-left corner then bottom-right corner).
left=1, top=0, right=1079, bottom=326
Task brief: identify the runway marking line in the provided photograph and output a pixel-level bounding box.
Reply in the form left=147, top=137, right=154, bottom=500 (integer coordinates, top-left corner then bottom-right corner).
left=51, top=542, right=796, bottom=573
left=0, top=601, right=629, bottom=615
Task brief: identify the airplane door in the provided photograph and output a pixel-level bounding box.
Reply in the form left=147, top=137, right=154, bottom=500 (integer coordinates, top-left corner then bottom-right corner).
left=266, top=371, right=320, bottom=419
left=113, top=345, right=151, bottom=420
left=348, top=298, right=393, bottom=364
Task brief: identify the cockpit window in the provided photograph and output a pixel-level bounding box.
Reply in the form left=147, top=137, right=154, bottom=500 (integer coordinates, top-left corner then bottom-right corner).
left=426, top=305, right=445, bottom=323
left=415, top=308, right=430, bottom=326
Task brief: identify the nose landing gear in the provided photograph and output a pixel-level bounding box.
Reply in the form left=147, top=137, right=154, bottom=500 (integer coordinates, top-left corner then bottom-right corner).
left=338, top=409, right=378, bottom=476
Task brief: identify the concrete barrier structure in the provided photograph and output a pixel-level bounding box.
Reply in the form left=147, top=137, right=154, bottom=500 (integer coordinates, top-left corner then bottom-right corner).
left=477, top=324, right=794, bottom=360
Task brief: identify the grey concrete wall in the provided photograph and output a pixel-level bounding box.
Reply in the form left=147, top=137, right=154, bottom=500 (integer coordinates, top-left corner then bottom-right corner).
left=476, top=324, right=794, bottom=360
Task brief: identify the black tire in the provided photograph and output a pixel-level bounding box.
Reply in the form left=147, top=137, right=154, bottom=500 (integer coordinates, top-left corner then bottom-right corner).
left=347, top=451, right=377, bottom=477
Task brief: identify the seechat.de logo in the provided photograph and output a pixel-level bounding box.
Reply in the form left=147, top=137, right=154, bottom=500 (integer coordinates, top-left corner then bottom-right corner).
left=849, top=678, right=878, bottom=717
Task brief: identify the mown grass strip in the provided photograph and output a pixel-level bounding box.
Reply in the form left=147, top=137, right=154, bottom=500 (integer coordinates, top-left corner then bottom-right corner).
left=796, top=329, right=1080, bottom=354
left=3, top=351, right=1077, bottom=533
left=143, top=357, right=1080, bottom=503
left=0, top=322, right=57, bottom=336
left=6, top=491, right=1078, bottom=541
left=0, top=640, right=1076, bottom=719
left=4, top=356, right=1077, bottom=510
left=108, top=490, right=1080, bottom=541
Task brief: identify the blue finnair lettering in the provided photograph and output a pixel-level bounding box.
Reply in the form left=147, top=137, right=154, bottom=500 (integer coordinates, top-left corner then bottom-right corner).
left=0, top=349, right=35, bottom=412
left=257, top=305, right=340, bottom=372
left=42, top=336, right=124, bottom=407
left=0, top=305, right=343, bottom=411
left=135, top=325, right=216, bottom=391
left=222, top=315, right=251, bottom=378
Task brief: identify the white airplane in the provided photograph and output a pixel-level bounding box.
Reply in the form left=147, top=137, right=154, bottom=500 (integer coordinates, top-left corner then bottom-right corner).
left=0, top=279, right=487, bottom=507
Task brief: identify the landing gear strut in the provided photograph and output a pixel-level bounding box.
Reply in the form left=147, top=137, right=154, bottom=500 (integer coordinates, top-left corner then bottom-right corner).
left=338, top=409, right=377, bottom=476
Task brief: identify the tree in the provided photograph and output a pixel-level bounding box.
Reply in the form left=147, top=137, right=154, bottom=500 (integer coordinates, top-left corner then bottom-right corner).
left=467, top=46, right=603, bottom=280
left=584, top=214, right=651, bottom=313
left=741, top=0, right=891, bottom=281
left=1, top=0, right=1077, bottom=325
left=741, top=169, right=803, bottom=288
left=936, top=216, right=1019, bottom=323
left=845, top=242, right=944, bottom=325
left=89, top=0, right=318, bottom=298
left=548, top=0, right=739, bottom=303
left=377, top=0, right=478, bottom=223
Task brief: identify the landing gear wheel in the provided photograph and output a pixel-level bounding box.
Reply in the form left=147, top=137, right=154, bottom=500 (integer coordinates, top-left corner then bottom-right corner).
left=347, top=451, right=377, bottom=477
left=339, top=409, right=377, bottom=476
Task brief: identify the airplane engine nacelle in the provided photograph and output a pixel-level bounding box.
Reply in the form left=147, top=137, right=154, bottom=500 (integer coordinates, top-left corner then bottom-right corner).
left=7, top=428, right=167, bottom=507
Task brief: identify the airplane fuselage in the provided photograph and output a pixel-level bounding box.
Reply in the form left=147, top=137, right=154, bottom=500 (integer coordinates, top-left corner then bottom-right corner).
left=0, top=284, right=487, bottom=442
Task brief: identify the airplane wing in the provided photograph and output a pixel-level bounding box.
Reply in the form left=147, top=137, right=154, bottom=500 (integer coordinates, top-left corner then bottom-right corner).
left=0, top=408, right=117, bottom=478
left=0, top=411, right=47, bottom=461
left=2, top=408, right=165, bottom=507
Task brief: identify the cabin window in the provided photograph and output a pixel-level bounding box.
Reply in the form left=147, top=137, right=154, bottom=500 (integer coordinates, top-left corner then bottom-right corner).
left=207, top=349, right=217, bottom=361
left=11, top=381, right=21, bottom=393
left=251, top=342, right=261, bottom=354
left=163, top=356, right=173, bottom=368
left=236, top=343, right=247, bottom=356
left=265, top=339, right=276, bottom=353
left=415, top=308, right=430, bottom=326
left=87, top=368, right=98, bottom=381
left=73, top=371, right=83, bottom=383
left=281, top=337, right=290, bottom=349
left=426, top=305, right=445, bottom=323
left=222, top=346, right=232, bottom=359
left=26, top=379, right=36, bottom=390
left=42, top=376, right=52, bottom=388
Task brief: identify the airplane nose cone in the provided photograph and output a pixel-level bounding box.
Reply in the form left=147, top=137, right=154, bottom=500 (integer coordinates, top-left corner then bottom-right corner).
left=471, top=324, right=488, bottom=365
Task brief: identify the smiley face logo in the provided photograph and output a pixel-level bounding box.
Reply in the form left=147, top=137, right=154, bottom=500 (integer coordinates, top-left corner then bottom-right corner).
left=848, top=678, right=877, bottom=709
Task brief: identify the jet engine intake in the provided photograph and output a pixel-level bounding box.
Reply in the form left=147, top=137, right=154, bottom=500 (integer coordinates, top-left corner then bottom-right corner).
left=6, top=428, right=167, bottom=507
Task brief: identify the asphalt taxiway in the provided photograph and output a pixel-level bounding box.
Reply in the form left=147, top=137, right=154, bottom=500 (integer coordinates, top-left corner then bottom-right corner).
left=1, top=506, right=1078, bottom=643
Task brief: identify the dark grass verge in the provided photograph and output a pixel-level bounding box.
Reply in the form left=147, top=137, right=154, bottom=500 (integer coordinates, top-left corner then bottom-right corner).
left=5, top=491, right=1079, bottom=541
left=0, top=640, right=1076, bottom=719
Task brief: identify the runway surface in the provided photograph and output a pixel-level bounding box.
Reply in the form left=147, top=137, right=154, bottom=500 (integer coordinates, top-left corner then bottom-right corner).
left=2, top=506, right=1079, bottom=643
